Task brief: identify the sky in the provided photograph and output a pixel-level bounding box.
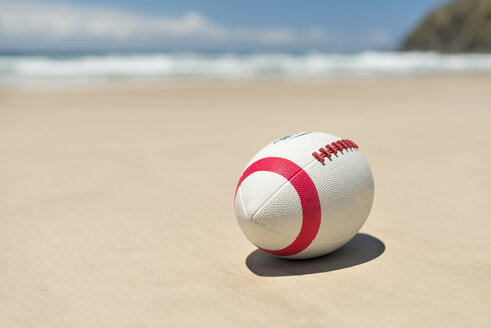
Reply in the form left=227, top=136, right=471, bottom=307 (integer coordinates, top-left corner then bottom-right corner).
left=0, top=0, right=449, bottom=52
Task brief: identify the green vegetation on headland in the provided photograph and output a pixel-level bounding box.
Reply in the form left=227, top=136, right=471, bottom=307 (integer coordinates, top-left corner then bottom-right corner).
left=401, top=0, right=491, bottom=53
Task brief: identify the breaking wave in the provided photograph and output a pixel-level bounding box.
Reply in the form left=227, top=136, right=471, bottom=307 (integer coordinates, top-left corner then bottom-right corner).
left=1, top=51, right=491, bottom=88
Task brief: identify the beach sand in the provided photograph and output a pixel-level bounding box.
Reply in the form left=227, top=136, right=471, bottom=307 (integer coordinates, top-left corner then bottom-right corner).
left=1, top=76, right=490, bottom=327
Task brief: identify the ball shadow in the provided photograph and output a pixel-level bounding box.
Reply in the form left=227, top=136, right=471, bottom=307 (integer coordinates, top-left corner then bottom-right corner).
left=245, top=233, right=385, bottom=277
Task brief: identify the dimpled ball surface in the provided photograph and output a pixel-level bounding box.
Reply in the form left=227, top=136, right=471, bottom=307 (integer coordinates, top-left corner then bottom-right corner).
left=234, top=132, right=374, bottom=259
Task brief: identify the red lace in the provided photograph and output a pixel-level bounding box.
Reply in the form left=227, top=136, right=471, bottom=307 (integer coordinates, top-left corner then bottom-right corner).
left=312, top=139, right=358, bottom=163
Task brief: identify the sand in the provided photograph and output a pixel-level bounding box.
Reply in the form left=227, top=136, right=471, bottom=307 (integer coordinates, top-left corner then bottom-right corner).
left=0, top=76, right=490, bottom=327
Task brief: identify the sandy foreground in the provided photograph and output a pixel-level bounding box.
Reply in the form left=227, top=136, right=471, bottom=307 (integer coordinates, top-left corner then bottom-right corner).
left=0, top=76, right=490, bottom=327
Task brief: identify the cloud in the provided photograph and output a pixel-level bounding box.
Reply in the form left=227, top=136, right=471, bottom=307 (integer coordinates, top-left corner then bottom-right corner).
left=0, top=1, right=334, bottom=50
left=0, top=1, right=397, bottom=51
left=0, top=2, right=222, bottom=40
left=365, top=28, right=393, bottom=45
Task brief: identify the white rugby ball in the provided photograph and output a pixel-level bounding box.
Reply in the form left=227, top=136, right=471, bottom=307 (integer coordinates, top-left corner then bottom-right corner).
left=234, top=132, right=374, bottom=259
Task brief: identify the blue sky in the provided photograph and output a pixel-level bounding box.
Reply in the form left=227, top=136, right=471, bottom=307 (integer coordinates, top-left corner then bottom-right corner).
left=0, top=0, right=448, bottom=52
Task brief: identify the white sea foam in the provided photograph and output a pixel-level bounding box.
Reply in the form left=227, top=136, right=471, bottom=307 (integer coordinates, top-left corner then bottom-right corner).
left=1, top=51, right=491, bottom=88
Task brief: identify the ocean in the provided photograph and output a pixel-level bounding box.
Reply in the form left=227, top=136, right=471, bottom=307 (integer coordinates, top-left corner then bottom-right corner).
left=1, top=51, right=491, bottom=89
